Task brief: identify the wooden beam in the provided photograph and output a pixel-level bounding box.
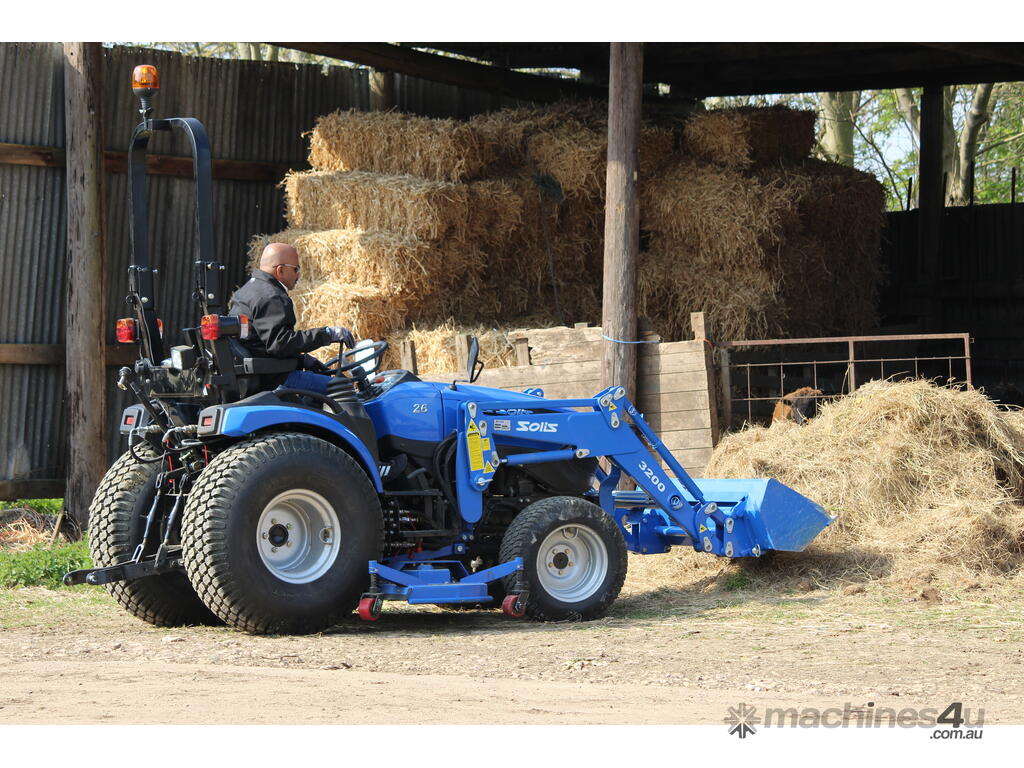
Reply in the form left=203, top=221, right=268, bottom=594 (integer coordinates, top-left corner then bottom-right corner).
left=660, top=46, right=1024, bottom=97
left=919, top=43, right=1024, bottom=69
left=600, top=43, right=644, bottom=400
left=0, top=343, right=143, bottom=366
left=0, top=480, right=66, bottom=502
left=0, top=142, right=291, bottom=182
left=63, top=42, right=107, bottom=533
left=918, top=85, right=944, bottom=331
left=271, top=42, right=608, bottom=103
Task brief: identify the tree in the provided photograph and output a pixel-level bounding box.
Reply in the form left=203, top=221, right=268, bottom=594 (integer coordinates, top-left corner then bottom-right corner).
left=818, top=91, right=860, bottom=166
left=894, top=84, right=995, bottom=205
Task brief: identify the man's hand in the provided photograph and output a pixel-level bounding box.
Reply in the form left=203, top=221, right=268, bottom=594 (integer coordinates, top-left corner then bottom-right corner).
left=300, top=354, right=329, bottom=374
left=326, top=326, right=355, bottom=349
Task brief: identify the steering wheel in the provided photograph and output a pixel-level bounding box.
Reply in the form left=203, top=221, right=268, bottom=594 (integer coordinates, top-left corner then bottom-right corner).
left=323, top=340, right=389, bottom=377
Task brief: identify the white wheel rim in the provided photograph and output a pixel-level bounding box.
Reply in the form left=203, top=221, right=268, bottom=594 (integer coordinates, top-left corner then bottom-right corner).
left=535, top=524, right=608, bottom=603
left=256, top=489, right=340, bottom=584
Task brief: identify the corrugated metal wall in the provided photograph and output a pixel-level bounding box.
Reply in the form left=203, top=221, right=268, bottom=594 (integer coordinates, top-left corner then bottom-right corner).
left=0, top=43, right=67, bottom=485
left=0, top=43, right=520, bottom=495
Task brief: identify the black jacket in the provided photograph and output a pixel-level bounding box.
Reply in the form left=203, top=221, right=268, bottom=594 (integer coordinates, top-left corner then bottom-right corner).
left=229, top=270, right=332, bottom=359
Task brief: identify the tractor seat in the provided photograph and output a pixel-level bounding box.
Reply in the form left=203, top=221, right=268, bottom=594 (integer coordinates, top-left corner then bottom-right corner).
left=227, top=338, right=298, bottom=399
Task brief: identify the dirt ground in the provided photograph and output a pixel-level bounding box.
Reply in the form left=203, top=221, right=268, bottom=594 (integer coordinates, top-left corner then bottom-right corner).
left=2, top=565, right=1022, bottom=726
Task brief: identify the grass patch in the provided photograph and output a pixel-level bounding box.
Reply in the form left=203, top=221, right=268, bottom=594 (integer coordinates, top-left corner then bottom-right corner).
left=722, top=571, right=752, bottom=591
left=0, top=498, right=63, bottom=515
left=0, top=540, right=91, bottom=589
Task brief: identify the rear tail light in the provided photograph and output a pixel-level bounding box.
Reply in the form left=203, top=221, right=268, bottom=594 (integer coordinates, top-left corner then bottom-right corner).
left=201, top=314, right=220, bottom=340
left=157, top=318, right=164, bottom=338
left=201, top=314, right=244, bottom=341
left=116, top=318, right=138, bottom=343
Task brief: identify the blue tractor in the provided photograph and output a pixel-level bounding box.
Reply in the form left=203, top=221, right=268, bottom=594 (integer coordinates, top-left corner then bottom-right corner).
left=66, top=66, right=833, bottom=634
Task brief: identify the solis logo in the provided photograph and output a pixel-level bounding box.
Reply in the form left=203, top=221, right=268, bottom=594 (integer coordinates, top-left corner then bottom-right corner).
left=516, top=421, right=558, bottom=433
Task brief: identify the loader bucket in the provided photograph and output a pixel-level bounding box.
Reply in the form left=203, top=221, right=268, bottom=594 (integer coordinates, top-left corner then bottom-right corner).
left=690, top=478, right=834, bottom=553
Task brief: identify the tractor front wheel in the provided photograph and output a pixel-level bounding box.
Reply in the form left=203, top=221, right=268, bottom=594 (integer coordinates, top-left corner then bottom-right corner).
left=499, top=496, right=627, bottom=621
left=181, top=432, right=382, bottom=634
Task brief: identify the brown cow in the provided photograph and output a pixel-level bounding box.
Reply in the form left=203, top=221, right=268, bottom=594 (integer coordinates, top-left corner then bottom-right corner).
left=772, top=387, right=822, bottom=425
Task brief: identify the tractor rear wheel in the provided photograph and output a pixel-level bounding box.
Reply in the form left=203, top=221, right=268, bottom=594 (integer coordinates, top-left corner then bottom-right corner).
left=499, top=496, right=627, bottom=621
left=88, top=447, right=220, bottom=627
left=181, top=432, right=382, bottom=634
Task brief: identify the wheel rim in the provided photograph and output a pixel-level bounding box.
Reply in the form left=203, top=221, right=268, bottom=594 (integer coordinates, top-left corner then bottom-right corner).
left=256, top=489, right=340, bottom=584
left=535, top=524, right=608, bottom=603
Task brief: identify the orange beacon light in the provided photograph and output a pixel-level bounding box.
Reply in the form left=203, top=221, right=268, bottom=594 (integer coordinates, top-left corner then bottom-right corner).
left=132, top=65, right=159, bottom=96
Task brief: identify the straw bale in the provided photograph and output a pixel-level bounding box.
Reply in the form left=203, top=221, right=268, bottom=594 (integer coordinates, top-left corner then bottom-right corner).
left=637, top=157, right=884, bottom=341
left=469, top=102, right=607, bottom=169
left=640, top=159, right=796, bottom=267
left=756, top=159, right=886, bottom=333
left=308, top=109, right=498, bottom=182
left=247, top=229, right=475, bottom=296
left=293, top=281, right=408, bottom=342
left=706, top=379, right=1024, bottom=581
left=638, top=235, right=783, bottom=342
left=526, top=122, right=675, bottom=199
left=284, top=171, right=524, bottom=249
left=682, top=106, right=816, bottom=168
left=284, top=171, right=469, bottom=242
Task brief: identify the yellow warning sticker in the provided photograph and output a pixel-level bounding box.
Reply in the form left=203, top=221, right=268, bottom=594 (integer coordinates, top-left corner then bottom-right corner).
left=466, top=420, right=484, bottom=471
left=699, top=524, right=707, bottom=533
left=481, top=438, right=491, bottom=451
left=483, top=461, right=494, bottom=474
left=608, top=402, right=617, bottom=411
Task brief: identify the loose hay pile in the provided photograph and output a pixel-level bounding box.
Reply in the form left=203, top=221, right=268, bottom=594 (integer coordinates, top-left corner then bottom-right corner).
left=704, top=380, right=1024, bottom=584
left=251, top=102, right=885, bottom=371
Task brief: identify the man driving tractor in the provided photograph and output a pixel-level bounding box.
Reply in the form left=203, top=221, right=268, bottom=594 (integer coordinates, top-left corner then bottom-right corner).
left=229, top=242, right=354, bottom=394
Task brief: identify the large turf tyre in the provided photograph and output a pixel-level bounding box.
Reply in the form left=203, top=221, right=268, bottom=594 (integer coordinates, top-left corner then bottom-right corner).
left=87, top=447, right=220, bottom=627
left=181, top=432, right=382, bottom=635
left=499, top=496, right=627, bottom=621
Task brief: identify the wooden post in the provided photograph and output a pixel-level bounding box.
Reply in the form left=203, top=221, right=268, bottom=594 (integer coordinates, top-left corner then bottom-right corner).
left=400, top=339, right=418, bottom=374
left=454, top=334, right=470, bottom=375
left=690, top=312, right=721, bottom=445
left=718, top=347, right=732, bottom=436
left=63, top=43, right=107, bottom=533
left=918, top=84, right=944, bottom=332
left=600, top=42, right=644, bottom=399
left=369, top=70, right=396, bottom=111
left=513, top=336, right=531, bottom=367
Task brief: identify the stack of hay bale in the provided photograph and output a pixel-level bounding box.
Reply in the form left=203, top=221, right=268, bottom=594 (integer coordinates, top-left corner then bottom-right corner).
left=251, top=102, right=884, bottom=371
left=640, top=106, right=885, bottom=341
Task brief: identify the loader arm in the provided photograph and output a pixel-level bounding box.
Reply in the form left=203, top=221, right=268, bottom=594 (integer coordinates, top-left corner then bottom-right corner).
left=454, top=386, right=832, bottom=559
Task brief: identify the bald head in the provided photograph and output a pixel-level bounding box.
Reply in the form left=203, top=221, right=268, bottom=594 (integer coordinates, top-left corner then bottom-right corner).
left=259, top=242, right=301, bottom=290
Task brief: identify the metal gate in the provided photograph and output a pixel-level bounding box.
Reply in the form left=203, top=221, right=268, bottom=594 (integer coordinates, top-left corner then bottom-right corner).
left=718, top=332, right=973, bottom=430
